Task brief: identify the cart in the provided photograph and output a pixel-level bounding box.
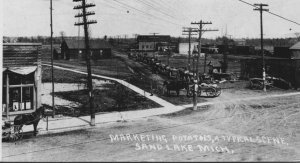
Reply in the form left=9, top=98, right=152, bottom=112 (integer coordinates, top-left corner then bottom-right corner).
left=187, top=83, right=221, bottom=97
left=2, top=119, right=23, bottom=142
left=249, top=78, right=273, bottom=90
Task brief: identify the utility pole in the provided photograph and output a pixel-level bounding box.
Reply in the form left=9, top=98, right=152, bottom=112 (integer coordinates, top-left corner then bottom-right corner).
left=50, top=0, right=55, bottom=119
left=182, top=27, right=198, bottom=71
left=254, top=3, right=268, bottom=92
left=191, top=20, right=218, bottom=110
left=150, top=33, right=159, bottom=58
left=73, top=0, right=97, bottom=126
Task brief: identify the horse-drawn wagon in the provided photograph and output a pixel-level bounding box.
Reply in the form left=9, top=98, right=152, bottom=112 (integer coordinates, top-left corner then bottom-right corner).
left=187, top=83, right=221, bottom=97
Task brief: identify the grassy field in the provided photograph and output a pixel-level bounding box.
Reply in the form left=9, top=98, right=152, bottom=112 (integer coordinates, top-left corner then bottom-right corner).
left=53, top=83, right=161, bottom=116
left=42, top=65, right=88, bottom=83
left=44, top=56, right=133, bottom=80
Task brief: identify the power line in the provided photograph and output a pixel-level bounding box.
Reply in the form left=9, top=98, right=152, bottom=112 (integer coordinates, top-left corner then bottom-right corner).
left=102, top=0, right=178, bottom=26
left=141, top=0, right=187, bottom=21
left=148, top=0, right=189, bottom=20
left=135, top=0, right=178, bottom=20
left=111, top=0, right=184, bottom=27
left=238, top=0, right=300, bottom=26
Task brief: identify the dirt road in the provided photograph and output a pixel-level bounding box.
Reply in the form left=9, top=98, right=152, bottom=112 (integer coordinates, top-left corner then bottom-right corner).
left=2, top=94, right=299, bottom=161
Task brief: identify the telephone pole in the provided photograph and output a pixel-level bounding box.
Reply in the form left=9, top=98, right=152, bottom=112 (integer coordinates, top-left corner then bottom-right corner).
left=73, top=0, right=97, bottom=126
left=150, top=33, right=159, bottom=58
left=191, top=20, right=218, bottom=110
left=182, top=27, right=198, bottom=71
left=50, top=0, right=55, bottom=119
left=254, top=3, right=268, bottom=92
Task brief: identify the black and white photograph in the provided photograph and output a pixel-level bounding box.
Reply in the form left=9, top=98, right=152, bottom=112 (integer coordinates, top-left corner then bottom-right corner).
left=1, top=0, right=300, bottom=162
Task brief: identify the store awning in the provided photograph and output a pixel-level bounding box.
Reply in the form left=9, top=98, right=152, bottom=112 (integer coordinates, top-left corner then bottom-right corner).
left=4, top=66, right=37, bottom=75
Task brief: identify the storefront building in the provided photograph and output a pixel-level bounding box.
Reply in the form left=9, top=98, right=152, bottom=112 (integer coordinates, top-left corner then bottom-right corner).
left=2, top=43, right=42, bottom=121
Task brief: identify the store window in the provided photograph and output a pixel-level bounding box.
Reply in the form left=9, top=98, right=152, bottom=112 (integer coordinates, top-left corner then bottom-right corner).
left=2, top=72, right=35, bottom=114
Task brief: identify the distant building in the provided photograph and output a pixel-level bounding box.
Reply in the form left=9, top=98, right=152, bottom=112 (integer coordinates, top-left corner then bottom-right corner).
left=2, top=43, right=42, bottom=121
left=290, top=41, right=300, bottom=59
left=137, top=35, right=171, bottom=55
left=61, top=39, right=112, bottom=60
left=233, top=38, right=246, bottom=46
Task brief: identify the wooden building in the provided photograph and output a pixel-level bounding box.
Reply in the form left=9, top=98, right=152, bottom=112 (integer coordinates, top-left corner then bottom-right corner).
left=2, top=43, right=42, bottom=121
left=61, top=39, right=112, bottom=60
left=137, top=35, right=171, bottom=56
left=290, top=41, right=300, bottom=59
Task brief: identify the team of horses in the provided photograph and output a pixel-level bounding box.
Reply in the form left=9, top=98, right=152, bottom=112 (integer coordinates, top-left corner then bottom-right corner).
left=129, top=53, right=212, bottom=96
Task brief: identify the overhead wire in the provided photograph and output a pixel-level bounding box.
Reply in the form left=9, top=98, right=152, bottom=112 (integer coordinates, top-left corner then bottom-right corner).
left=96, top=0, right=175, bottom=30
left=140, top=0, right=186, bottom=21
left=110, top=0, right=185, bottom=27
left=135, top=0, right=179, bottom=20
left=238, top=0, right=300, bottom=26
left=153, top=0, right=190, bottom=20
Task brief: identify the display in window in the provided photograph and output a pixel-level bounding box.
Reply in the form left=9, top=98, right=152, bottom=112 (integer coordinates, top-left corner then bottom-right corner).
left=23, top=87, right=33, bottom=110
left=26, top=102, right=31, bottom=110
left=20, top=102, right=25, bottom=111
left=2, top=104, right=6, bottom=113
left=13, top=102, right=19, bottom=111
left=9, top=88, right=21, bottom=112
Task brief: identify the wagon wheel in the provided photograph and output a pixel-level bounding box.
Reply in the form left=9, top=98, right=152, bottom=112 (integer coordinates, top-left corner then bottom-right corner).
left=16, top=127, right=23, bottom=140
left=206, top=88, right=216, bottom=97
left=9, top=126, right=23, bottom=141
left=215, top=88, right=221, bottom=97
left=255, top=81, right=264, bottom=90
left=187, top=86, right=193, bottom=97
left=2, top=129, right=11, bottom=140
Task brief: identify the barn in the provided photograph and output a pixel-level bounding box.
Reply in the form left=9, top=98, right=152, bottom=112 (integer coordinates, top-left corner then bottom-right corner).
left=2, top=43, right=42, bottom=121
left=61, top=39, right=112, bottom=60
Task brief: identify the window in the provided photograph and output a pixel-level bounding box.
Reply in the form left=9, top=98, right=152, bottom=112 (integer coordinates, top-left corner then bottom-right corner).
left=142, top=45, right=144, bottom=49
left=2, top=72, right=35, bottom=114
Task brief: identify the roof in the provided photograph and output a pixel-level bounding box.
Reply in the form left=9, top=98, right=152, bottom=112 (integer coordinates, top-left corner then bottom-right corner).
left=137, top=35, right=171, bottom=42
left=290, top=41, right=300, bottom=50
left=3, top=43, right=42, bottom=46
left=63, top=39, right=112, bottom=49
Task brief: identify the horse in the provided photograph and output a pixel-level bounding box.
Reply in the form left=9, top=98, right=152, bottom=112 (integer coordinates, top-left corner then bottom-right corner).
left=14, top=107, right=46, bottom=136
left=163, top=80, right=189, bottom=96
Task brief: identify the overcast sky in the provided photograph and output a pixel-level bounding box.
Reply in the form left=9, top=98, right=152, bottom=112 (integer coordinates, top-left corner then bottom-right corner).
left=3, top=0, right=300, bottom=39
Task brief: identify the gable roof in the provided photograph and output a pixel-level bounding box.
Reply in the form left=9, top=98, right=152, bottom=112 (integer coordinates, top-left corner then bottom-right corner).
left=290, top=41, right=300, bottom=50
left=63, top=39, right=112, bottom=49
left=137, top=35, right=171, bottom=42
